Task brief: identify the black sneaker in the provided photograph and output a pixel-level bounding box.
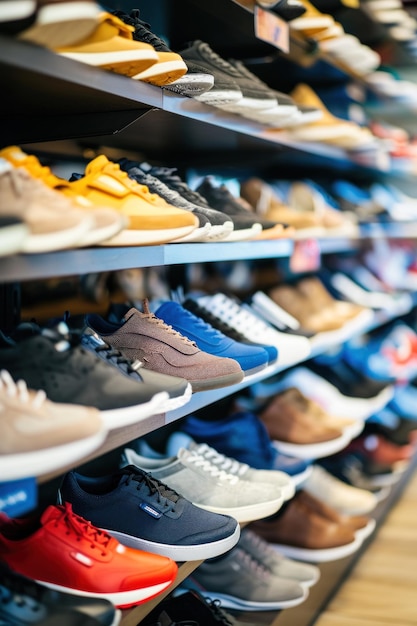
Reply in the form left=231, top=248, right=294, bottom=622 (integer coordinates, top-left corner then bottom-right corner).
left=178, top=40, right=244, bottom=105
left=0, top=563, right=120, bottom=626
left=80, top=326, right=192, bottom=412
left=0, top=323, right=170, bottom=430
left=196, top=177, right=280, bottom=241
left=58, top=465, right=240, bottom=562
left=164, top=58, right=215, bottom=97
left=140, top=589, right=254, bottom=626
left=118, top=159, right=212, bottom=242
left=139, top=164, right=235, bottom=241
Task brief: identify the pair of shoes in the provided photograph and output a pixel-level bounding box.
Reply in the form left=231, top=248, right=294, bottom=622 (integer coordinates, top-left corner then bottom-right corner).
left=249, top=489, right=372, bottom=562
left=0, top=369, right=107, bottom=481
left=0, top=563, right=121, bottom=626
left=182, top=410, right=313, bottom=484
left=86, top=299, right=245, bottom=392
left=121, top=443, right=285, bottom=524
left=0, top=502, right=178, bottom=609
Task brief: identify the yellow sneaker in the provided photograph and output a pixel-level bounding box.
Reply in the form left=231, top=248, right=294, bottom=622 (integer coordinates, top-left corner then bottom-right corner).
left=290, top=0, right=335, bottom=35
left=112, top=10, right=188, bottom=86
left=54, top=11, right=159, bottom=77
left=0, top=146, right=126, bottom=247
left=65, top=155, right=199, bottom=246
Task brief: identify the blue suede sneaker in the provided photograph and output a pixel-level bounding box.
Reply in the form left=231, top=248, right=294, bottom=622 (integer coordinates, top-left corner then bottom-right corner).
left=58, top=465, right=240, bottom=562
left=154, top=301, right=270, bottom=375
left=182, top=411, right=312, bottom=485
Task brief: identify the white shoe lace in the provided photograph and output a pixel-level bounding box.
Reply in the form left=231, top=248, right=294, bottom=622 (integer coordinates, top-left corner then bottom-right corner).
left=192, top=442, right=250, bottom=478
left=180, top=448, right=239, bottom=485
left=0, top=369, right=46, bottom=409
left=199, top=293, right=273, bottom=337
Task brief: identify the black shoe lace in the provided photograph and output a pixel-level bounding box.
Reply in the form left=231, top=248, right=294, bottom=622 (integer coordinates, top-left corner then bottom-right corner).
left=113, top=9, right=170, bottom=51
left=150, top=167, right=211, bottom=207
left=122, top=466, right=181, bottom=512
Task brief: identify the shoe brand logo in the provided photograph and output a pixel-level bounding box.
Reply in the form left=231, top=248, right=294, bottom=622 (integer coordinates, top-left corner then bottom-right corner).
left=71, top=551, right=93, bottom=567
left=140, top=502, right=162, bottom=518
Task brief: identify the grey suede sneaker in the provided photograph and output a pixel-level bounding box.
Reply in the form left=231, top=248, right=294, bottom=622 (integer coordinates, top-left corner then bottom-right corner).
left=85, top=301, right=244, bottom=392
left=121, top=446, right=284, bottom=523
left=177, top=545, right=308, bottom=610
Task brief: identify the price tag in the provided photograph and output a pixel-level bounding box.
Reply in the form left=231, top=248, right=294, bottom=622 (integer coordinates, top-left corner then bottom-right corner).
left=254, top=6, right=289, bottom=53
left=290, top=238, right=321, bottom=273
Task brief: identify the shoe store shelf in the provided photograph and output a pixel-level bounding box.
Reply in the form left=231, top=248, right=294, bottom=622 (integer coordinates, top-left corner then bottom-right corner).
left=0, top=34, right=393, bottom=176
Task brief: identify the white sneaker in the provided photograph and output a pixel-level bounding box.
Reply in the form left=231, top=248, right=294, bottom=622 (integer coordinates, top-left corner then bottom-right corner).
left=301, top=464, right=378, bottom=515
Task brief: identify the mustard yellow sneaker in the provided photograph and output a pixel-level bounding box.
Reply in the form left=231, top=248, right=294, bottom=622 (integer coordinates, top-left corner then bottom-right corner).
left=112, top=10, right=187, bottom=86
left=54, top=11, right=159, bottom=77
left=0, top=146, right=126, bottom=247
left=65, top=155, right=199, bottom=246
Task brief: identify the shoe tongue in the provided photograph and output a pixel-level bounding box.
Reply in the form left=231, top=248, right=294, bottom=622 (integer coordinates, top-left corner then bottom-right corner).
left=85, top=155, right=112, bottom=176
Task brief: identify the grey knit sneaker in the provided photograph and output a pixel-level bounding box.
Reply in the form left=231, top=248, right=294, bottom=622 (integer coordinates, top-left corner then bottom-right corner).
left=177, top=545, right=308, bottom=610
left=239, top=528, right=320, bottom=587
left=85, top=301, right=244, bottom=392
left=121, top=445, right=284, bottom=523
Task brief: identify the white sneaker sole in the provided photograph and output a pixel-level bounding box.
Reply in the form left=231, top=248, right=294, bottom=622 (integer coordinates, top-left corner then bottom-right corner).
left=100, top=391, right=169, bottom=430
left=269, top=534, right=363, bottom=562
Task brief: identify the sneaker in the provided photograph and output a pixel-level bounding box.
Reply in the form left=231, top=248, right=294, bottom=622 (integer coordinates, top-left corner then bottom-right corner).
left=0, top=160, right=93, bottom=253
left=182, top=297, right=279, bottom=364
left=0, top=323, right=169, bottom=431
left=118, top=159, right=213, bottom=242
left=54, top=11, right=159, bottom=78
left=0, top=564, right=121, bottom=626
left=249, top=491, right=363, bottom=562
left=163, top=60, right=215, bottom=97
left=182, top=411, right=313, bottom=484
left=140, top=431, right=295, bottom=500
left=121, top=446, right=284, bottom=523
left=1, top=147, right=125, bottom=247
left=192, top=292, right=312, bottom=366
left=8, top=0, right=103, bottom=48
left=112, top=9, right=187, bottom=85
left=66, top=155, right=199, bottom=246
left=80, top=327, right=192, bottom=413
left=58, top=464, right=240, bottom=561
left=177, top=545, right=307, bottom=610
left=319, top=449, right=407, bottom=489
left=302, top=464, right=378, bottom=516
left=85, top=301, right=244, bottom=392
left=178, top=40, right=243, bottom=106
left=0, top=503, right=177, bottom=609
left=196, top=178, right=270, bottom=241
left=238, top=528, right=320, bottom=587
left=0, top=369, right=106, bottom=481
left=140, top=589, right=256, bottom=626
left=139, top=164, right=235, bottom=241
left=153, top=300, right=270, bottom=375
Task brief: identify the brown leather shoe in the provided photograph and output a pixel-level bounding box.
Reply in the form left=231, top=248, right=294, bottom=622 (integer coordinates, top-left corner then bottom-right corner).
left=296, top=490, right=371, bottom=534
left=249, top=491, right=357, bottom=551
left=296, top=276, right=367, bottom=322
left=258, top=387, right=345, bottom=445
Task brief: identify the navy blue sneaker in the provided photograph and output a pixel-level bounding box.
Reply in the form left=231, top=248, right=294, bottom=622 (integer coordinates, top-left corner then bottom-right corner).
left=58, top=465, right=240, bottom=562
left=154, top=301, right=270, bottom=375
left=182, top=411, right=312, bottom=485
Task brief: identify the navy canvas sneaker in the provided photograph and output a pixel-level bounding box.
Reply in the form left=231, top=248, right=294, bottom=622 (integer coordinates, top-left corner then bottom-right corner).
left=154, top=300, right=270, bottom=375
left=0, top=323, right=169, bottom=430
left=182, top=411, right=312, bottom=484
left=58, top=465, right=240, bottom=561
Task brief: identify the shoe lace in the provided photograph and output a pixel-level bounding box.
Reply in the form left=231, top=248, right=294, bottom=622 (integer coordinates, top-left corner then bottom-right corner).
left=141, top=299, right=199, bottom=348
left=55, top=503, right=113, bottom=556
left=91, top=340, right=145, bottom=373
left=184, top=300, right=245, bottom=341
left=169, top=306, right=228, bottom=341
left=194, top=40, right=238, bottom=75
left=183, top=449, right=239, bottom=484
left=240, top=527, right=276, bottom=561
left=0, top=369, right=46, bottom=409
left=122, top=467, right=181, bottom=511
left=205, top=598, right=235, bottom=625
left=149, top=167, right=211, bottom=207
left=192, top=442, right=249, bottom=477
left=113, top=9, right=170, bottom=51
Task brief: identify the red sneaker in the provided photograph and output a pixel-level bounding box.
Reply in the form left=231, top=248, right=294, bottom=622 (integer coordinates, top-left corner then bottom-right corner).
left=0, top=502, right=177, bottom=609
